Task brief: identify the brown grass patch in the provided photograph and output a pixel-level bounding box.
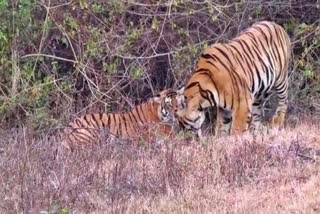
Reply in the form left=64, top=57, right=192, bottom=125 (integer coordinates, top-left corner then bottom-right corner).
left=1, top=119, right=320, bottom=213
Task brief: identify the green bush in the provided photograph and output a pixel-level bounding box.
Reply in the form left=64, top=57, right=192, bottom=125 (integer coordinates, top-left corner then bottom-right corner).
left=0, top=0, right=319, bottom=129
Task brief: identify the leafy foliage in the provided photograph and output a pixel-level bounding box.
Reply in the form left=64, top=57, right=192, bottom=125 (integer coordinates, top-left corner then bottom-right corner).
left=0, top=0, right=319, bottom=129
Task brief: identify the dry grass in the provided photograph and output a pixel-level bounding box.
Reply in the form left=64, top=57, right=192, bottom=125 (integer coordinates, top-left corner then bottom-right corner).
left=1, top=118, right=320, bottom=213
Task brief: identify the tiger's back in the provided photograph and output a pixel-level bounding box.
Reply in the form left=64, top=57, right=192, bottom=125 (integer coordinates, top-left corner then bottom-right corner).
left=62, top=89, right=179, bottom=150
left=199, top=21, right=290, bottom=98
left=177, top=21, right=291, bottom=137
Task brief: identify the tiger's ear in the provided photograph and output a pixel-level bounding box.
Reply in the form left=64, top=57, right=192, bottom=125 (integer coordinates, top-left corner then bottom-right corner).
left=152, top=94, right=161, bottom=103
left=164, top=97, right=172, bottom=105
left=176, top=86, right=186, bottom=109
left=177, top=86, right=185, bottom=95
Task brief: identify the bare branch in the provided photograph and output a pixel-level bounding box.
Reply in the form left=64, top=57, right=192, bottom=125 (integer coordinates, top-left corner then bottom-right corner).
left=21, top=53, right=78, bottom=64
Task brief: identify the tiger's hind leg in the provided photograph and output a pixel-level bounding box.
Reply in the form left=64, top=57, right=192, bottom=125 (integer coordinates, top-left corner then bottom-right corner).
left=250, top=99, right=263, bottom=131
left=250, top=92, right=271, bottom=131
left=215, top=107, right=232, bottom=136
left=271, top=79, right=288, bottom=129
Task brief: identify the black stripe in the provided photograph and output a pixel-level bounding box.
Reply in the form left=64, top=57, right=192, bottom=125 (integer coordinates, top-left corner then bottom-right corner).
left=240, top=40, right=255, bottom=59
left=234, top=40, right=254, bottom=82
left=71, top=134, right=89, bottom=144
left=72, top=129, right=94, bottom=142
left=231, top=64, right=248, bottom=92
left=137, top=105, right=147, bottom=123
left=116, top=114, right=121, bottom=136
left=164, top=91, right=176, bottom=98
left=276, top=28, right=286, bottom=58
left=236, top=40, right=254, bottom=67
left=217, top=49, right=236, bottom=108
left=250, top=47, right=270, bottom=89
left=229, top=42, right=250, bottom=90
left=75, top=118, right=84, bottom=127
left=274, top=42, right=282, bottom=70
left=122, top=114, right=128, bottom=136
left=254, top=26, right=270, bottom=47
left=133, top=106, right=144, bottom=124
left=210, top=53, right=230, bottom=72
left=74, top=128, right=96, bottom=141
left=263, top=24, right=283, bottom=71
left=98, top=113, right=104, bottom=127
left=200, top=54, right=221, bottom=69
left=119, top=114, right=124, bottom=137
left=264, top=70, right=272, bottom=92
left=83, top=115, right=94, bottom=127
left=110, top=114, right=117, bottom=136
left=201, top=88, right=215, bottom=107
left=91, top=114, right=100, bottom=129
left=201, top=53, right=214, bottom=59
left=260, top=26, right=278, bottom=69
left=206, top=60, right=219, bottom=69
left=239, top=41, right=262, bottom=90
left=207, top=90, right=218, bottom=108
left=229, top=44, right=245, bottom=62
left=229, top=47, right=251, bottom=94
left=185, top=116, right=200, bottom=123
left=229, top=68, right=243, bottom=108
left=194, top=68, right=212, bottom=73
left=250, top=39, right=269, bottom=74
left=107, top=114, right=111, bottom=129
left=276, top=81, right=287, bottom=92
left=197, top=72, right=220, bottom=106
left=229, top=42, right=254, bottom=106
left=228, top=47, right=238, bottom=62
left=186, top=81, right=200, bottom=90
left=252, top=62, right=262, bottom=91
left=261, top=23, right=277, bottom=47
left=275, top=70, right=283, bottom=83
left=100, top=113, right=107, bottom=128
left=272, top=24, right=283, bottom=44
left=139, top=104, right=148, bottom=122
left=257, top=39, right=274, bottom=71
left=127, top=112, right=138, bottom=132
left=223, top=91, right=227, bottom=108
left=132, top=108, right=142, bottom=125
left=215, top=47, right=233, bottom=63
left=92, top=114, right=100, bottom=127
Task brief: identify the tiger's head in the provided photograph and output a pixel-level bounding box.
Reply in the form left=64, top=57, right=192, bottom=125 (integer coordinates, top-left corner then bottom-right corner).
left=175, top=85, right=209, bottom=136
left=152, top=89, right=180, bottom=125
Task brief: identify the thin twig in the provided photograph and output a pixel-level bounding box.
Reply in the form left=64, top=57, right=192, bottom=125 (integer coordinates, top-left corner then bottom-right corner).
left=31, top=0, right=51, bottom=78
left=21, top=53, right=78, bottom=64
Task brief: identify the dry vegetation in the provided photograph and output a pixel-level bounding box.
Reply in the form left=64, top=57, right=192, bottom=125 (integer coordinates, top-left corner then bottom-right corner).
left=1, top=0, right=320, bottom=213
left=1, top=119, right=320, bottom=213
left=1, top=0, right=319, bottom=128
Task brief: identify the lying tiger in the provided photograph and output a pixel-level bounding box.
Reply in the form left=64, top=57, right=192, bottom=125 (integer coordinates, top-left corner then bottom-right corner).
left=62, top=89, right=179, bottom=151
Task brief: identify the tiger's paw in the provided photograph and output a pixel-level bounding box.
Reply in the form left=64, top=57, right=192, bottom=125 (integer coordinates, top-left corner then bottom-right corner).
left=271, top=112, right=285, bottom=129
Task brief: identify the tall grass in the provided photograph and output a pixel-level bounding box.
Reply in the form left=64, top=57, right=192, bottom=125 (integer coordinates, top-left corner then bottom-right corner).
left=1, top=118, right=320, bottom=213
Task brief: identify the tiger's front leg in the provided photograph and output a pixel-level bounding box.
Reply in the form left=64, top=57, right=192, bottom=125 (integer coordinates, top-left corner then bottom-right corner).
left=271, top=104, right=287, bottom=129
left=230, top=98, right=252, bottom=135
left=250, top=99, right=263, bottom=131
left=271, top=87, right=288, bottom=129
left=215, top=107, right=232, bottom=136
left=249, top=92, right=272, bottom=133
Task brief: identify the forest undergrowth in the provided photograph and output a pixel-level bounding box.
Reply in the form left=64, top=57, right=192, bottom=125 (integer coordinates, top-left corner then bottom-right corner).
left=0, top=0, right=320, bottom=213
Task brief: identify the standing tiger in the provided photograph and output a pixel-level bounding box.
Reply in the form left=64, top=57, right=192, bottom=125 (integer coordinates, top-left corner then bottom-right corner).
left=62, top=89, right=179, bottom=151
left=176, top=21, right=291, bottom=138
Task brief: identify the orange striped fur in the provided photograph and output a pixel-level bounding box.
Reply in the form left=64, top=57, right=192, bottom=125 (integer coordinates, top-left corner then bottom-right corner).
left=177, top=21, right=291, bottom=138
left=62, top=89, right=179, bottom=150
